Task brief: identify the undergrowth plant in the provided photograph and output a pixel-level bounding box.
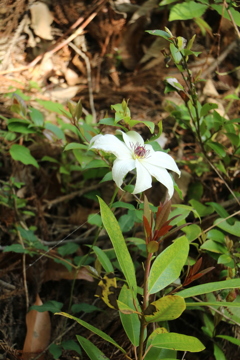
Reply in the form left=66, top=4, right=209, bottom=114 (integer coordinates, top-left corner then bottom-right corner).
left=54, top=31, right=240, bottom=360
left=1, top=22, right=240, bottom=360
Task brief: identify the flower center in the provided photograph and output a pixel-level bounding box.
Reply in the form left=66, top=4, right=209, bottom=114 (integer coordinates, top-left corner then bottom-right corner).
left=131, top=142, right=149, bottom=159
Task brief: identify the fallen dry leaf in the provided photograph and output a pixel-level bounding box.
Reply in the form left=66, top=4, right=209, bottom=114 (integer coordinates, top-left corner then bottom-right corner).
left=23, top=294, right=51, bottom=360
left=43, top=259, right=94, bottom=282
left=30, top=2, right=53, bottom=40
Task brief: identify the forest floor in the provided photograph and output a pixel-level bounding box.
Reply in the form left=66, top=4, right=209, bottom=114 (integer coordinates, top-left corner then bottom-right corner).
left=0, top=1, right=240, bottom=360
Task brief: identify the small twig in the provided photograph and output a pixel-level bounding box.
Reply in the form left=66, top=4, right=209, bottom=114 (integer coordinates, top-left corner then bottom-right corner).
left=42, top=183, right=103, bottom=210
left=69, top=42, right=96, bottom=122
left=224, top=0, right=240, bottom=39
left=31, top=298, right=100, bottom=360
left=203, top=208, right=240, bottom=234
left=202, top=40, right=237, bottom=78
left=1, top=15, right=28, bottom=70
left=0, top=280, right=16, bottom=290
left=193, top=296, right=240, bottom=326
left=0, top=0, right=108, bottom=76
left=16, top=227, right=29, bottom=309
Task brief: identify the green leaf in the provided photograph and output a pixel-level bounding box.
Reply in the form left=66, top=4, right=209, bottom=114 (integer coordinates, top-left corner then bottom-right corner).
left=214, top=218, right=240, bottom=236
left=148, top=236, right=189, bottom=295
left=118, top=285, right=141, bottom=346
left=100, top=171, right=113, bottom=183
left=64, top=143, right=88, bottom=151
left=189, top=199, right=213, bottom=217
left=218, top=254, right=234, bottom=267
left=118, top=213, right=135, bottom=233
left=128, top=119, right=155, bottom=134
left=217, top=335, right=240, bottom=346
left=200, top=103, right=218, bottom=117
left=211, top=4, right=240, bottom=27
left=58, top=243, right=79, bottom=256
left=146, top=29, right=172, bottom=41
left=144, top=295, right=186, bottom=323
left=37, top=100, right=66, bottom=114
left=76, top=336, right=110, bottom=360
left=18, top=227, right=37, bottom=242
left=178, top=279, right=240, bottom=298
left=98, top=197, right=137, bottom=293
left=88, top=213, right=102, bottom=227
left=207, top=141, right=226, bottom=157
left=169, top=2, right=208, bottom=21
left=207, top=229, right=225, bottom=243
left=213, top=343, right=227, bottom=360
left=45, top=123, right=65, bottom=140
left=112, top=201, right=135, bottom=210
left=182, top=224, right=201, bottom=242
left=225, top=132, right=239, bottom=147
left=30, top=300, right=63, bottom=313
left=83, top=160, right=108, bottom=170
left=3, top=244, right=28, bottom=254
left=10, top=144, right=39, bottom=168
left=29, top=107, right=44, bottom=126
left=170, top=43, right=183, bottom=64
left=57, top=312, right=126, bottom=354
left=49, top=344, right=62, bottom=359
left=8, top=123, right=35, bottom=134
left=151, top=332, right=205, bottom=352
left=61, top=340, right=81, bottom=355
left=145, top=329, right=177, bottom=360
left=41, top=156, right=59, bottom=163
left=71, top=303, right=101, bottom=314
left=200, top=240, right=227, bottom=254
left=92, top=246, right=114, bottom=273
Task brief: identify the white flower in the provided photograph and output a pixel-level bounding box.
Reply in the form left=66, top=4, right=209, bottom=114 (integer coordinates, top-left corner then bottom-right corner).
left=90, top=131, right=180, bottom=197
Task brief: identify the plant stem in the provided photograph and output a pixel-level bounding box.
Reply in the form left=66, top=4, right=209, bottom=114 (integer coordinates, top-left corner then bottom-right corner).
left=138, top=252, right=152, bottom=360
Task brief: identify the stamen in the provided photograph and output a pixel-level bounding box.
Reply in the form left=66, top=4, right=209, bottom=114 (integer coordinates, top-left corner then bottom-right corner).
left=131, top=142, right=150, bottom=159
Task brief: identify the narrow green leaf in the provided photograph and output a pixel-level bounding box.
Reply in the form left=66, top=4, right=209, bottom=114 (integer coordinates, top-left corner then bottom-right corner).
left=92, top=246, right=114, bottom=273
left=10, top=144, right=39, bottom=168
left=178, top=279, right=240, bottom=298
left=148, top=236, right=189, bottom=295
left=118, top=285, right=141, bottom=346
left=217, top=335, right=240, bottom=346
left=213, top=343, right=227, bottom=360
left=151, top=332, right=205, bottom=352
left=56, top=312, right=126, bottom=354
left=64, top=143, right=88, bottom=151
left=186, top=301, right=240, bottom=308
left=76, top=335, right=110, bottom=360
left=146, top=29, right=171, bottom=40
left=98, top=197, right=137, bottom=293
left=30, top=300, right=63, bottom=313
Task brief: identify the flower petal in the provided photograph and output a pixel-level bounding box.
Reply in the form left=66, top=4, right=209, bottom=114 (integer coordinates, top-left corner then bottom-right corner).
left=90, top=134, right=131, bottom=158
left=142, top=162, right=175, bottom=198
left=147, top=151, right=180, bottom=176
left=118, top=130, right=144, bottom=150
left=112, top=158, right=136, bottom=189
left=132, top=161, right=152, bottom=194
